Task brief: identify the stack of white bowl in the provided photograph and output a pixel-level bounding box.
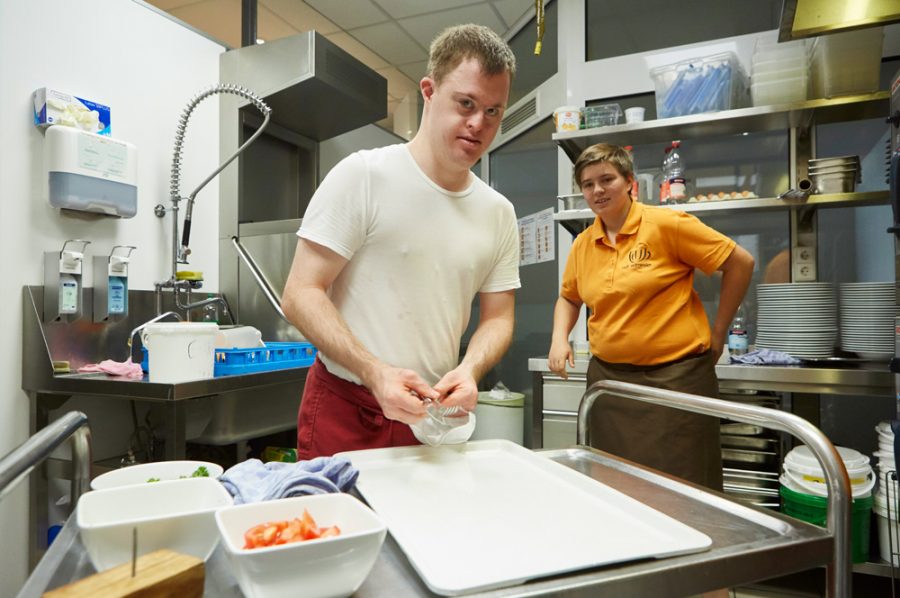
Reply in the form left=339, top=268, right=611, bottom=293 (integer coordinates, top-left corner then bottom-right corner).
left=756, top=283, right=837, bottom=358
left=839, top=282, right=897, bottom=360
left=873, top=421, right=900, bottom=566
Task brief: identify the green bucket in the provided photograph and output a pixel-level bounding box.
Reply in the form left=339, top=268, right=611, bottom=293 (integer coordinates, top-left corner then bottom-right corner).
left=780, top=483, right=872, bottom=563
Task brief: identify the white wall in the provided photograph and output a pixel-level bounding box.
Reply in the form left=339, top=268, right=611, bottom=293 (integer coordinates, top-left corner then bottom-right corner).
left=0, top=1, right=222, bottom=592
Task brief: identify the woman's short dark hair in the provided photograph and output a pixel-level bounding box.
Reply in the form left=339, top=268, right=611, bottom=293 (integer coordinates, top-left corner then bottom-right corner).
left=573, top=143, right=634, bottom=188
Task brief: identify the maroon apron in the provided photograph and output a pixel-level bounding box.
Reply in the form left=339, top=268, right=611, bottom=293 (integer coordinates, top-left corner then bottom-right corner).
left=297, top=358, right=420, bottom=459
left=586, top=351, right=723, bottom=491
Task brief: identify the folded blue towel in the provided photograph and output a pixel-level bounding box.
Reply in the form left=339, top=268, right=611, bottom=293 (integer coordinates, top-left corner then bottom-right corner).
left=220, top=456, right=359, bottom=505
left=729, top=348, right=801, bottom=366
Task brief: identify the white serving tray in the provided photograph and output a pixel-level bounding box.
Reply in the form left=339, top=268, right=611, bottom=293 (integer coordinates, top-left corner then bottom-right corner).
left=339, top=439, right=712, bottom=596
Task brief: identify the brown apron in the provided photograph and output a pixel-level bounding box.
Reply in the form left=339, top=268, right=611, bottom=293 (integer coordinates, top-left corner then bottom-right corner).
left=586, top=351, right=723, bottom=491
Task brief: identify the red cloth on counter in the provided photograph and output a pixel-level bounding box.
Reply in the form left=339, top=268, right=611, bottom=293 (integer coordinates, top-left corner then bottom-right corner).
left=296, top=358, right=419, bottom=459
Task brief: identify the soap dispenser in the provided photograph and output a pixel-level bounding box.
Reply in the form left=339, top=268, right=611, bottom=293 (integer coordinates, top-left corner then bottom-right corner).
left=93, top=245, right=136, bottom=322
left=44, top=239, right=91, bottom=322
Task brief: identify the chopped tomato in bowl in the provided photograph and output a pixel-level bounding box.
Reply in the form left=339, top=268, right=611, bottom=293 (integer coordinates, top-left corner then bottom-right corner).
left=243, top=509, right=341, bottom=549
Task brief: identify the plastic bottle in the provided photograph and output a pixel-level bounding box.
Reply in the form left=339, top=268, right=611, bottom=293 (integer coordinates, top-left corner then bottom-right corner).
left=108, top=275, right=127, bottom=315
left=659, top=145, right=673, bottom=204
left=624, top=145, right=638, bottom=199
left=728, top=306, right=749, bottom=356
left=58, top=274, right=78, bottom=314
left=667, top=141, right=687, bottom=203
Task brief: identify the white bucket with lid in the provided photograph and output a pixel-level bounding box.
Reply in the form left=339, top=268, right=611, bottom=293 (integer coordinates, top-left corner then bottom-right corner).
left=553, top=106, right=581, bottom=132
left=874, top=490, right=900, bottom=566
left=782, top=444, right=874, bottom=499
left=142, top=322, right=218, bottom=383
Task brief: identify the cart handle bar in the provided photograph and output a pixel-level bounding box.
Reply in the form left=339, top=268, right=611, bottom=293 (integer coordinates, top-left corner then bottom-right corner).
left=577, top=380, right=851, bottom=598
left=0, top=411, right=91, bottom=509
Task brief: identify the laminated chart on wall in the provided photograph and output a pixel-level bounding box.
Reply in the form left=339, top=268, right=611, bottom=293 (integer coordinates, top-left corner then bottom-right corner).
left=518, top=207, right=555, bottom=266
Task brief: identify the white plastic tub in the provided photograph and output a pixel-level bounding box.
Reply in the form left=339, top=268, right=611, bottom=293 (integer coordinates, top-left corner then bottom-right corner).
left=752, top=75, right=809, bottom=106
left=782, top=444, right=874, bottom=498
left=142, top=322, right=218, bottom=383
left=874, top=490, right=900, bottom=566
left=553, top=106, right=581, bottom=132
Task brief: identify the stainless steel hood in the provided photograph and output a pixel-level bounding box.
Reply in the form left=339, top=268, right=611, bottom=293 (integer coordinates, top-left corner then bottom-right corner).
left=218, top=30, right=387, bottom=334
left=779, top=0, right=900, bottom=41
left=219, top=30, right=387, bottom=140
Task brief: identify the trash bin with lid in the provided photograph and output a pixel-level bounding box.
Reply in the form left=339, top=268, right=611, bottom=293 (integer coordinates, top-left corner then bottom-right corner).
left=470, top=384, right=525, bottom=445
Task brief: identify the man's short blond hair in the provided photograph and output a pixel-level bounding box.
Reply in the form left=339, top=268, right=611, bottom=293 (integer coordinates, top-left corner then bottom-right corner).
left=427, top=24, right=516, bottom=85
left=573, top=143, right=635, bottom=188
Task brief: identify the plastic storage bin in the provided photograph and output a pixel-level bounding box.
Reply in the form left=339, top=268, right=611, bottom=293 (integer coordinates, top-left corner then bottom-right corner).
left=583, top=103, right=621, bottom=128
left=780, top=483, right=872, bottom=563
left=811, top=27, right=883, bottom=98
left=751, top=37, right=809, bottom=107
left=751, top=74, right=809, bottom=106
left=650, top=51, right=749, bottom=118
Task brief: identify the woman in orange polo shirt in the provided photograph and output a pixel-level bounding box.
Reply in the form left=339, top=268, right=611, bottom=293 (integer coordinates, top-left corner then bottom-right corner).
left=548, top=143, right=754, bottom=490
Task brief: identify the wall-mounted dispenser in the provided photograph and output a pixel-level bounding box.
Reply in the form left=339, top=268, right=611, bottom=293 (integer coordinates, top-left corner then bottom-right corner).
left=93, top=245, right=135, bottom=322
left=44, top=239, right=91, bottom=322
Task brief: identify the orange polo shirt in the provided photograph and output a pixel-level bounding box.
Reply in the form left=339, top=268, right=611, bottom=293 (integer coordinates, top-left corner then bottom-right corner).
left=561, top=201, right=735, bottom=365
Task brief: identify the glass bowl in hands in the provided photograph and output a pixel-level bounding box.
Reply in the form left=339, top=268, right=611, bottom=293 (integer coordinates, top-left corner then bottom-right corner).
left=410, top=399, right=476, bottom=446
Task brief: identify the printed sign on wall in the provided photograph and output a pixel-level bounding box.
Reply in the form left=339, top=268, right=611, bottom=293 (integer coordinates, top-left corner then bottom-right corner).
left=518, top=207, right=555, bottom=266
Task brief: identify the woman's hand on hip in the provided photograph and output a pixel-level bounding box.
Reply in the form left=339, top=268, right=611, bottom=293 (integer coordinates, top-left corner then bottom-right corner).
left=548, top=340, right=575, bottom=379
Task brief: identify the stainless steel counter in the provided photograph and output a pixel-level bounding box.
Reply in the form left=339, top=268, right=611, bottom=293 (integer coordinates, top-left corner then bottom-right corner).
left=36, top=367, right=309, bottom=402
left=528, top=356, right=893, bottom=397
left=19, top=446, right=832, bottom=598
left=21, top=286, right=311, bottom=568
left=714, top=363, right=893, bottom=395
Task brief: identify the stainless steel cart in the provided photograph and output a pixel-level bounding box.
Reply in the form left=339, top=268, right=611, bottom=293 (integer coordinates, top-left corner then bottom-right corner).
left=10, top=381, right=852, bottom=597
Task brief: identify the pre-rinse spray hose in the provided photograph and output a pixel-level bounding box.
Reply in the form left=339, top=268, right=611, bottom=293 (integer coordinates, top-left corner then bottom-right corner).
left=169, top=84, right=271, bottom=264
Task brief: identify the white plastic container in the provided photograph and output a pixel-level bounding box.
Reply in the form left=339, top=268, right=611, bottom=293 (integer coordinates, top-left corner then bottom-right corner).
left=553, top=106, right=581, bottom=132
left=216, top=493, right=387, bottom=598
left=214, top=325, right=263, bottom=349
left=751, top=74, right=809, bottom=106
left=752, top=38, right=809, bottom=66
left=782, top=444, right=874, bottom=498
left=141, top=322, right=218, bottom=383
left=874, top=490, right=900, bottom=566
left=470, top=390, right=525, bottom=445
left=78, top=477, right=232, bottom=571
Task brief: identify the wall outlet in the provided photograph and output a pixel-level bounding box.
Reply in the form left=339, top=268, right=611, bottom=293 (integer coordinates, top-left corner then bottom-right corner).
left=793, top=262, right=817, bottom=282
left=794, top=246, right=815, bottom=263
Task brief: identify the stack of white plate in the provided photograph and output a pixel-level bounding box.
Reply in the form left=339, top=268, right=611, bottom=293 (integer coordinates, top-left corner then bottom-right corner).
left=839, top=282, right=897, bottom=360
left=755, top=282, right=836, bottom=358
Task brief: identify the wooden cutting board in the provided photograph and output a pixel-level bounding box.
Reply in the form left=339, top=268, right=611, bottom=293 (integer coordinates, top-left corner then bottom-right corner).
left=43, top=549, right=203, bottom=597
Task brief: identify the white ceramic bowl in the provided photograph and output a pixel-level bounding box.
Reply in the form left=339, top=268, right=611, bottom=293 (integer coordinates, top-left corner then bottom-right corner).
left=215, top=493, right=387, bottom=598
left=90, top=460, right=224, bottom=491
left=77, top=477, right=233, bottom=571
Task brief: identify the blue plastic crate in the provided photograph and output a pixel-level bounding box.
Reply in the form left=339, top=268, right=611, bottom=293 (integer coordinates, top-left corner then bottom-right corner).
left=141, top=342, right=317, bottom=377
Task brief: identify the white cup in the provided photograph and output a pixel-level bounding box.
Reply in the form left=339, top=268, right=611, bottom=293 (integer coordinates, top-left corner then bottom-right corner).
left=625, top=107, right=645, bottom=123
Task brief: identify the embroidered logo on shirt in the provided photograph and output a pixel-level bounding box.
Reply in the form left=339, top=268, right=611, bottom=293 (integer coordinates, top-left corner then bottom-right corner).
left=625, top=243, right=652, bottom=270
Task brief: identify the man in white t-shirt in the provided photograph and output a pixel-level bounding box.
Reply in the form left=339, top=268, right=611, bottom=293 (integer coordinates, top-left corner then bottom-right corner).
left=282, top=24, right=520, bottom=458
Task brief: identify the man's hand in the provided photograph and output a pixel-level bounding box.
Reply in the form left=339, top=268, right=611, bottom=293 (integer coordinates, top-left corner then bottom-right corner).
left=432, top=365, right=478, bottom=413
left=366, top=365, right=436, bottom=425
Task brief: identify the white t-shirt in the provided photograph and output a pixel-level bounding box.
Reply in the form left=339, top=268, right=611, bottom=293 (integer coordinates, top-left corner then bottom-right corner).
left=298, top=143, right=521, bottom=385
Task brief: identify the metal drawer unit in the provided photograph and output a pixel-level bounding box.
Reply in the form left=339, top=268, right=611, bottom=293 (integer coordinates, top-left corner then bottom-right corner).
left=541, top=375, right=587, bottom=449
